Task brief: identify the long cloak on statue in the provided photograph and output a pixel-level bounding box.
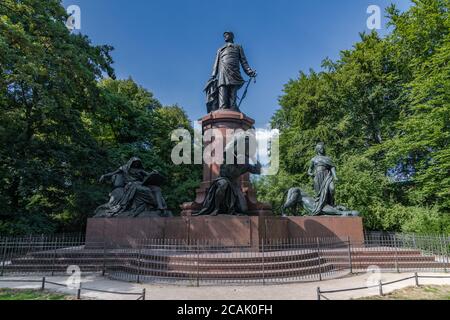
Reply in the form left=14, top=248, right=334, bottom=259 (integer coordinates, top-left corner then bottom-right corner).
left=95, top=157, right=167, bottom=217
left=196, top=163, right=260, bottom=216
left=311, top=155, right=336, bottom=215
left=204, top=79, right=219, bottom=113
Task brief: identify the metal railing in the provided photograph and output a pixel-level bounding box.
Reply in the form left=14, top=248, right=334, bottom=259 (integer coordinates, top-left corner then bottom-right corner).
left=0, top=232, right=449, bottom=286
left=0, top=234, right=97, bottom=277
left=106, top=237, right=352, bottom=286
left=365, top=232, right=450, bottom=254
left=356, top=232, right=450, bottom=273
left=317, top=272, right=450, bottom=300
left=0, top=277, right=146, bottom=300
left=0, top=236, right=351, bottom=285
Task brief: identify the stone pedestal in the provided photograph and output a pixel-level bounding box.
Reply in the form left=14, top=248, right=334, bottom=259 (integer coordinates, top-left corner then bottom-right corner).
left=86, top=216, right=364, bottom=248
left=180, top=110, right=273, bottom=216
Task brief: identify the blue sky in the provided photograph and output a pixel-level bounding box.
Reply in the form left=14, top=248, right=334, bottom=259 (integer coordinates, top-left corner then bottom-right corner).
left=62, top=0, right=411, bottom=127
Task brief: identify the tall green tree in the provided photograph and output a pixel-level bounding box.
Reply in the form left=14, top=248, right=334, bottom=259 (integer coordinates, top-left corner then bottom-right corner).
left=0, top=1, right=201, bottom=235
left=0, top=0, right=114, bottom=234
left=259, top=0, right=450, bottom=234
left=379, top=0, right=450, bottom=211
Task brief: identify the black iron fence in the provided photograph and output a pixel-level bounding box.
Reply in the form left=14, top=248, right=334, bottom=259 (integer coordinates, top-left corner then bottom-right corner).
left=106, top=238, right=351, bottom=285
left=317, top=273, right=450, bottom=300
left=0, top=233, right=92, bottom=277
left=0, top=277, right=146, bottom=300
left=354, top=232, right=450, bottom=273
left=0, top=232, right=449, bottom=286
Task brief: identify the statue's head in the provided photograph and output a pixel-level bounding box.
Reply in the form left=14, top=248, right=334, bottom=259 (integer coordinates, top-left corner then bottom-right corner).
left=315, top=142, right=325, bottom=155
left=128, top=157, right=144, bottom=169
left=223, top=31, right=235, bottom=43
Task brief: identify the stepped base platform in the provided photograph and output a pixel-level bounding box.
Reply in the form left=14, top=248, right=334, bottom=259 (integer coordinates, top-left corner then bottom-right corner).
left=3, top=246, right=449, bottom=283
left=5, top=217, right=448, bottom=283
left=85, top=216, right=365, bottom=248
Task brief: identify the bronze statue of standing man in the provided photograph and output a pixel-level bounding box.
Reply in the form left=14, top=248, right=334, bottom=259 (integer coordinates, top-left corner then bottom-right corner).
left=205, top=32, right=257, bottom=113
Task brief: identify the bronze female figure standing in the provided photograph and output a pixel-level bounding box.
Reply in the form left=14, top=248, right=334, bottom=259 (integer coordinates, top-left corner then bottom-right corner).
left=308, top=143, right=338, bottom=215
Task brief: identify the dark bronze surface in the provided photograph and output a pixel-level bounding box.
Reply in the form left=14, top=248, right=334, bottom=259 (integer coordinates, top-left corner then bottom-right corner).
left=205, top=32, right=257, bottom=112
left=95, top=157, right=171, bottom=218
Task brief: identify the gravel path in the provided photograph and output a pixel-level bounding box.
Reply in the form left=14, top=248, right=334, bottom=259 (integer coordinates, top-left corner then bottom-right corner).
left=1, top=272, right=449, bottom=300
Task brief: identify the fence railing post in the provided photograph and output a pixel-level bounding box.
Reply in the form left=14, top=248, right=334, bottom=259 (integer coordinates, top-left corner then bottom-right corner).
left=27, top=234, right=32, bottom=256
left=440, top=235, right=447, bottom=273
left=40, top=234, right=44, bottom=252
left=317, top=287, right=321, bottom=301
left=317, top=238, right=322, bottom=281
left=393, top=235, right=399, bottom=273
left=142, top=288, right=146, bottom=301
left=51, top=240, right=57, bottom=277
left=1, top=238, right=7, bottom=277
left=415, top=272, right=419, bottom=287
left=41, top=276, right=46, bottom=291
left=102, top=240, right=106, bottom=277
left=196, top=241, right=200, bottom=288
left=445, top=236, right=450, bottom=273
left=136, top=241, right=142, bottom=284
left=262, top=240, right=265, bottom=286
left=347, top=236, right=353, bottom=274
left=77, top=287, right=81, bottom=300
left=378, top=280, right=384, bottom=296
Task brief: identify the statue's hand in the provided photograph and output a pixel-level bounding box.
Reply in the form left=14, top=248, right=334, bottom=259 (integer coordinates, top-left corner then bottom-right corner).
left=249, top=70, right=257, bottom=78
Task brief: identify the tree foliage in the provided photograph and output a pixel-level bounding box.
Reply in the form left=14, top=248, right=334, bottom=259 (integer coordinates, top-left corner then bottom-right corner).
left=259, top=0, right=450, bottom=234
left=0, top=1, right=200, bottom=235
left=0, top=0, right=114, bottom=234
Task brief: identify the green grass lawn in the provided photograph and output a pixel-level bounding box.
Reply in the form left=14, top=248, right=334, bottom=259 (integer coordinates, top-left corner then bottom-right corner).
left=358, top=285, right=450, bottom=300
left=0, top=288, right=70, bottom=300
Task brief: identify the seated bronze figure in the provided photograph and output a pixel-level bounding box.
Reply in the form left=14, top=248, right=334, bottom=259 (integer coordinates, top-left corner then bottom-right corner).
left=95, top=157, right=171, bottom=218
left=195, top=136, right=262, bottom=216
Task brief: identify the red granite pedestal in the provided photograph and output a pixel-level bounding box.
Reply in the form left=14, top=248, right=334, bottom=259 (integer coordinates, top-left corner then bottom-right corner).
left=85, top=216, right=364, bottom=248
left=180, top=110, right=273, bottom=217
